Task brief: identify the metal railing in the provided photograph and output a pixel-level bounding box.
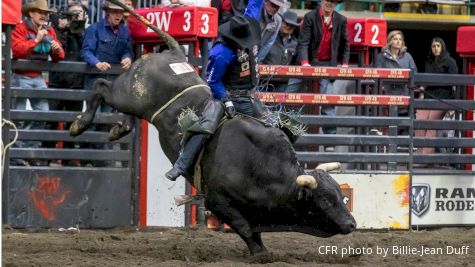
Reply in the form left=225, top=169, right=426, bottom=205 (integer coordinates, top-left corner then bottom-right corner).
left=257, top=65, right=475, bottom=174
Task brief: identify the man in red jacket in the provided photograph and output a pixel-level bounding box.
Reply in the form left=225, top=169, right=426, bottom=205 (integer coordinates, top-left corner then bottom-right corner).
left=298, top=0, right=349, bottom=149
left=11, top=0, right=65, bottom=165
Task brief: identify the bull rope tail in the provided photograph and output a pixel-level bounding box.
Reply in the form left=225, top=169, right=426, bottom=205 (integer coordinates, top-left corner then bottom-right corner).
left=108, top=0, right=179, bottom=50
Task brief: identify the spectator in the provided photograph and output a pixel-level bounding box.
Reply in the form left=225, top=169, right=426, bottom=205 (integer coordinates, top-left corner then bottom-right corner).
left=257, top=0, right=290, bottom=62
left=376, top=30, right=417, bottom=97
left=80, top=0, right=132, bottom=166
left=298, top=0, right=349, bottom=146
left=212, top=0, right=248, bottom=25
left=261, top=10, right=299, bottom=92
left=49, top=2, right=88, bottom=167
left=415, top=37, right=458, bottom=155
left=165, top=0, right=264, bottom=181
left=11, top=0, right=65, bottom=166
left=123, top=0, right=135, bottom=23
left=49, top=2, right=87, bottom=97
left=81, top=0, right=132, bottom=106
left=68, top=0, right=92, bottom=25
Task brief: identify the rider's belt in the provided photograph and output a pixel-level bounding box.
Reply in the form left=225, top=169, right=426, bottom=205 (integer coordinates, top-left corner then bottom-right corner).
left=227, top=89, right=255, bottom=98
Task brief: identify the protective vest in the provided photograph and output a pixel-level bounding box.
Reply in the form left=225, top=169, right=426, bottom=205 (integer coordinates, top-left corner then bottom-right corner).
left=221, top=45, right=259, bottom=92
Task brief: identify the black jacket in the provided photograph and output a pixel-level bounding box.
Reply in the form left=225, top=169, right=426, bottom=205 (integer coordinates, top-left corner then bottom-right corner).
left=297, top=9, right=349, bottom=66
left=49, top=28, right=84, bottom=88
left=425, top=55, right=458, bottom=99
left=262, top=33, right=298, bottom=66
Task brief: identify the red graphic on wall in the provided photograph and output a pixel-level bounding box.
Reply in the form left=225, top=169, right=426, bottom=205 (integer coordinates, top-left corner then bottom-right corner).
left=28, top=176, right=71, bottom=221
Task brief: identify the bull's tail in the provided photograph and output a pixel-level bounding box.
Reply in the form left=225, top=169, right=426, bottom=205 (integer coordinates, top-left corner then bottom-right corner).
left=108, top=0, right=179, bottom=50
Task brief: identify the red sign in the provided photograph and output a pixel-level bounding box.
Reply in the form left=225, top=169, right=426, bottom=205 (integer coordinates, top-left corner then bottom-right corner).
left=128, top=6, right=218, bottom=43
left=259, top=65, right=410, bottom=79
left=347, top=18, right=387, bottom=47
left=456, top=26, right=475, bottom=55
left=2, top=0, right=21, bottom=25
left=257, top=93, right=410, bottom=106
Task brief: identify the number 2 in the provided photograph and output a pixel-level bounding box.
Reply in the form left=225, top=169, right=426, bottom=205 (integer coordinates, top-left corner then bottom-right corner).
left=354, top=23, right=362, bottom=43
left=371, top=25, right=379, bottom=45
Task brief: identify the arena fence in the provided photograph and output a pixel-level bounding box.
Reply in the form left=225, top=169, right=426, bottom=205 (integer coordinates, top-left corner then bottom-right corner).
left=258, top=65, right=475, bottom=174
left=2, top=24, right=141, bottom=227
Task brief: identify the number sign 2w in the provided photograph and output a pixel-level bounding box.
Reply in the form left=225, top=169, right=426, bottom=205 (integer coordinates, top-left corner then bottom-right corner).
left=347, top=18, right=387, bottom=47
left=128, top=6, right=218, bottom=43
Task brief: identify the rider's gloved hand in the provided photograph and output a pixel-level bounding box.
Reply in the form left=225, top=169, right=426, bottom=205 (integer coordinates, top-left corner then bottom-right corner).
left=224, top=101, right=236, bottom=119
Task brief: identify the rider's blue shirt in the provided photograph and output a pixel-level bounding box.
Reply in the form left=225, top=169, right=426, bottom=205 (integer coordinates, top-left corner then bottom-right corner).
left=206, top=0, right=263, bottom=101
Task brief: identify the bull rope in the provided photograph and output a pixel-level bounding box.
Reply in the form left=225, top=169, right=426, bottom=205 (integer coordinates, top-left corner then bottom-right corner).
left=150, top=84, right=211, bottom=122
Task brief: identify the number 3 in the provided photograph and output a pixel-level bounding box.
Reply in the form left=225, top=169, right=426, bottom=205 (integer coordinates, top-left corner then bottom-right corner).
left=183, top=11, right=191, bottom=32
left=201, top=14, right=209, bottom=34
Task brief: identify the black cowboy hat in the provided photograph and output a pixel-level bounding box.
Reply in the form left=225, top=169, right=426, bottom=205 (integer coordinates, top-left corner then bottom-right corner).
left=282, top=11, right=299, bottom=27
left=218, top=15, right=261, bottom=49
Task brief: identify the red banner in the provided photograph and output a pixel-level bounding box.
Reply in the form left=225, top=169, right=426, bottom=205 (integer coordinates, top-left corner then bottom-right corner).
left=128, top=6, right=218, bottom=43
left=2, top=0, right=22, bottom=25
left=257, top=93, right=410, bottom=106
left=259, top=65, right=411, bottom=79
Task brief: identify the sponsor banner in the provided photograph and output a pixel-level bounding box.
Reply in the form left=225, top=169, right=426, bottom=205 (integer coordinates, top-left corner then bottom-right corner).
left=257, top=93, right=410, bottom=106
left=412, top=175, right=475, bottom=225
left=333, top=173, right=410, bottom=229
left=259, top=65, right=411, bottom=79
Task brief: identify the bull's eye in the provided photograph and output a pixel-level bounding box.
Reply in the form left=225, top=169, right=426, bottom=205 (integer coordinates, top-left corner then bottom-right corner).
left=342, top=196, right=349, bottom=205
left=320, top=199, right=332, bottom=211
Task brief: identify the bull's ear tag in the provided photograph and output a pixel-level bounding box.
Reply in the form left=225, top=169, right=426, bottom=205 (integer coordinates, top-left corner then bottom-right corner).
left=169, top=63, right=195, bottom=75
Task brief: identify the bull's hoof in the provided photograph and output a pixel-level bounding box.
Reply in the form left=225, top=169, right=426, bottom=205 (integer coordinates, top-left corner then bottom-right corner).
left=108, top=122, right=132, bottom=141
left=69, top=119, right=87, bottom=137
left=108, top=124, right=122, bottom=141
left=249, top=245, right=268, bottom=257
left=249, top=249, right=270, bottom=260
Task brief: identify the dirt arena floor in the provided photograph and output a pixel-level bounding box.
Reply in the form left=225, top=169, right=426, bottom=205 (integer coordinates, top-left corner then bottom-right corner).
left=2, top=226, right=474, bottom=266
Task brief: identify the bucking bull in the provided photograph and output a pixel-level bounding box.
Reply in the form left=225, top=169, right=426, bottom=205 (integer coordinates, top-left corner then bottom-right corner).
left=70, top=0, right=356, bottom=255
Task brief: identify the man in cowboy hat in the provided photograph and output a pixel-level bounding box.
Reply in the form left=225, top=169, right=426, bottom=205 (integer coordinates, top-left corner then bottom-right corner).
left=80, top=0, right=132, bottom=166
left=257, top=0, right=289, bottom=61
left=165, top=0, right=264, bottom=181
left=11, top=0, right=65, bottom=166
left=298, top=0, right=349, bottom=149
left=261, top=10, right=299, bottom=92
left=81, top=0, right=132, bottom=76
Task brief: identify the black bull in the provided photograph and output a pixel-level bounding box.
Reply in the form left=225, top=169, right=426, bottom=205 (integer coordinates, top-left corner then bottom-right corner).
left=69, top=0, right=355, bottom=255
left=69, top=48, right=356, bottom=255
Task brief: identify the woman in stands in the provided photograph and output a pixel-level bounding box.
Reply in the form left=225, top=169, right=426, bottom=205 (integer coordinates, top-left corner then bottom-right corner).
left=376, top=30, right=417, bottom=97
left=415, top=37, right=458, bottom=155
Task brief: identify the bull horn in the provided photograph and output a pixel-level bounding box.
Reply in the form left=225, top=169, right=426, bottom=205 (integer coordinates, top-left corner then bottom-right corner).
left=296, top=175, right=318, bottom=189
left=316, top=162, right=341, bottom=172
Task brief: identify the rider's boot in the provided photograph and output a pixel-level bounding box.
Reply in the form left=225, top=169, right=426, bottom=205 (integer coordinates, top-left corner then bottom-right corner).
left=165, top=133, right=209, bottom=181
